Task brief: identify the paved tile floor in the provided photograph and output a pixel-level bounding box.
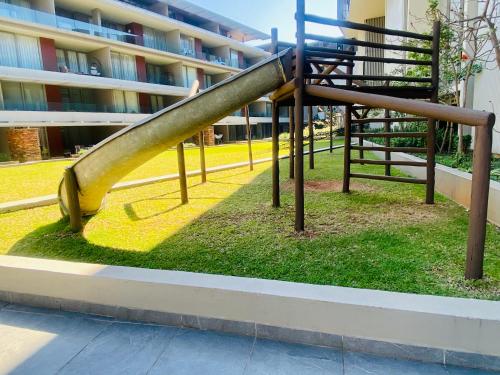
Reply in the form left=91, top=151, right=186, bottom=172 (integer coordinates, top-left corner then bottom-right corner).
left=0, top=303, right=496, bottom=375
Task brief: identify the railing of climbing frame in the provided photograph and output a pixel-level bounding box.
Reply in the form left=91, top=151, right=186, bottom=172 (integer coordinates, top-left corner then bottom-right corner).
left=292, top=0, right=495, bottom=280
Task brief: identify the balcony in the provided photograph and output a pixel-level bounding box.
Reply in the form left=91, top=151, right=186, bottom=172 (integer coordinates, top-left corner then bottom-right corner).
left=0, top=2, right=248, bottom=71
left=2, top=101, right=146, bottom=114
left=0, top=2, right=134, bottom=42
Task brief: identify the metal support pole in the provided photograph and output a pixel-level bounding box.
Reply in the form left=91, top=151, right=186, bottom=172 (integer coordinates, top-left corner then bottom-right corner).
left=308, top=106, right=314, bottom=169
left=199, top=131, right=207, bottom=183
left=329, top=105, right=334, bottom=153
left=343, top=105, right=352, bottom=193
left=294, top=0, right=305, bottom=231
left=64, top=167, right=82, bottom=232
left=465, top=124, right=493, bottom=279
left=289, top=106, right=295, bottom=179
left=426, top=21, right=440, bottom=204
left=245, top=106, right=254, bottom=171
left=272, top=101, right=280, bottom=207
left=177, top=142, right=188, bottom=204
left=384, top=109, right=391, bottom=176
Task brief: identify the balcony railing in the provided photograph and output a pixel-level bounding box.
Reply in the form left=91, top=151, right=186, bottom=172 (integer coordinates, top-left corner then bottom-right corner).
left=0, top=2, right=250, bottom=70
left=1, top=101, right=148, bottom=114
left=0, top=2, right=134, bottom=42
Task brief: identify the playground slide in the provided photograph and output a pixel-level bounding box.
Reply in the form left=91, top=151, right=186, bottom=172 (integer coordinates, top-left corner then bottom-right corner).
left=59, top=50, right=292, bottom=216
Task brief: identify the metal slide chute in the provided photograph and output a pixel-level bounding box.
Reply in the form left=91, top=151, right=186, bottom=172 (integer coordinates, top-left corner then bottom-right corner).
left=58, top=50, right=292, bottom=217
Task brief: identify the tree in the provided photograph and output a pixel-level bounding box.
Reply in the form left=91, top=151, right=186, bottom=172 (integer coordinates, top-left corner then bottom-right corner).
left=426, top=0, right=499, bottom=153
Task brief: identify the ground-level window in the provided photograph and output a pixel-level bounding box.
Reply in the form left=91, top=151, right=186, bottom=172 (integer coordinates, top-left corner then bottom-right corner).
left=1, top=81, right=46, bottom=110
left=113, top=90, right=139, bottom=113
left=0, top=31, right=42, bottom=70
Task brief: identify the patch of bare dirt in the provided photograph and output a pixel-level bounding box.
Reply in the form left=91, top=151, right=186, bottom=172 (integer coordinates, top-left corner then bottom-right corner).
left=283, top=179, right=376, bottom=193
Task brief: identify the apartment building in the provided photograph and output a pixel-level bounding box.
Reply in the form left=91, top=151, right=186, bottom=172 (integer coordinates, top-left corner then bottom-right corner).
left=0, top=0, right=282, bottom=161
left=337, top=0, right=500, bottom=154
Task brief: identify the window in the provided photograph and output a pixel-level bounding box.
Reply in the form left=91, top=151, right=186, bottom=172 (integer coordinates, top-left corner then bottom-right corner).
left=229, top=49, right=239, bottom=68
left=113, top=90, right=139, bottom=113
left=0, top=32, right=42, bottom=69
left=182, top=66, right=197, bottom=88
left=180, top=35, right=195, bottom=57
left=111, top=52, right=137, bottom=81
left=150, top=95, right=165, bottom=113
left=2, top=81, right=46, bottom=110
left=56, top=49, right=89, bottom=74
left=204, top=74, right=212, bottom=89
left=146, top=64, right=162, bottom=84
left=143, top=26, right=168, bottom=52
left=60, top=87, right=96, bottom=111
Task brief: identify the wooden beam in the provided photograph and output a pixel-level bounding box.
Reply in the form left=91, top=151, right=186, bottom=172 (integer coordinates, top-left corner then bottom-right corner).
left=350, top=159, right=427, bottom=167
left=351, top=145, right=428, bottom=153
left=64, top=167, right=82, bottom=232
left=350, top=173, right=427, bottom=184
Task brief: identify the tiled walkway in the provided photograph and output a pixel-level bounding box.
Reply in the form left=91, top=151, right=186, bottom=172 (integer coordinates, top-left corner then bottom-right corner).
left=0, top=302, right=496, bottom=374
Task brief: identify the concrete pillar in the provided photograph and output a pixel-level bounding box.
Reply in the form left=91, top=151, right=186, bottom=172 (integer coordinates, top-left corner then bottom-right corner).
left=91, top=8, right=102, bottom=26
left=8, top=128, right=42, bottom=162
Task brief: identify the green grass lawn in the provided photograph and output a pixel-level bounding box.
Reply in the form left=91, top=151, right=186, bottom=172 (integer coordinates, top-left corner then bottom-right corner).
left=0, top=140, right=320, bottom=203
left=0, top=145, right=498, bottom=300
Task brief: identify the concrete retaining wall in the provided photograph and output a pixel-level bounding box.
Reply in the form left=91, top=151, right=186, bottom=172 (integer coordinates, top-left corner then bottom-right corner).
left=0, top=255, right=499, bottom=371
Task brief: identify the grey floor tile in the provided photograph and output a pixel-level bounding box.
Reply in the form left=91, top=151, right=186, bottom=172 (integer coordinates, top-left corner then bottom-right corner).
left=0, top=309, right=110, bottom=375
left=149, top=328, right=255, bottom=375
left=344, top=351, right=449, bottom=375
left=244, top=339, right=343, bottom=375
left=445, top=365, right=500, bottom=374
left=58, top=321, right=178, bottom=375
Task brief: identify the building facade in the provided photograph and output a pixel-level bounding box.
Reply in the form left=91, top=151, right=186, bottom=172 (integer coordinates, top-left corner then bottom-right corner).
left=0, top=0, right=281, bottom=161
left=337, top=0, right=500, bottom=155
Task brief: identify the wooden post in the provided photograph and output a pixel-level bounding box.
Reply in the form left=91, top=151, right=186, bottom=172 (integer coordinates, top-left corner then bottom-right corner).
left=245, top=106, right=254, bottom=171
left=272, top=101, right=280, bottom=207
left=271, top=27, right=279, bottom=207
left=329, top=105, right=334, bottom=153
left=426, top=21, right=440, bottom=204
left=177, top=142, right=188, bottom=204
left=289, top=106, right=295, bottom=179
left=465, top=124, right=493, bottom=279
left=294, top=0, right=305, bottom=231
left=384, top=109, right=391, bottom=176
left=342, top=105, right=352, bottom=193
left=308, top=106, right=314, bottom=169
left=343, top=54, right=354, bottom=193
left=199, top=131, right=207, bottom=183
left=64, top=167, right=82, bottom=232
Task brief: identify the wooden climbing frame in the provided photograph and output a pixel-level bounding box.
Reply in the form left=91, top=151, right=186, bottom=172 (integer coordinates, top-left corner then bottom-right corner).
left=268, top=0, right=495, bottom=279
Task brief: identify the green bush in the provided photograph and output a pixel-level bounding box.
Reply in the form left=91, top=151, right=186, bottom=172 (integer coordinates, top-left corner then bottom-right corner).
left=0, top=153, right=10, bottom=162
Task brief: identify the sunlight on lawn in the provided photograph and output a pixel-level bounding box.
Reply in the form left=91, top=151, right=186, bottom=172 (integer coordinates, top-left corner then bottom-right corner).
left=82, top=165, right=266, bottom=251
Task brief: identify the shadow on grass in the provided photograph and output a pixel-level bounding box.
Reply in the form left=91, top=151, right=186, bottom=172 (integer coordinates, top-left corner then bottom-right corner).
left=6, top=153, right=500, bottom=300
